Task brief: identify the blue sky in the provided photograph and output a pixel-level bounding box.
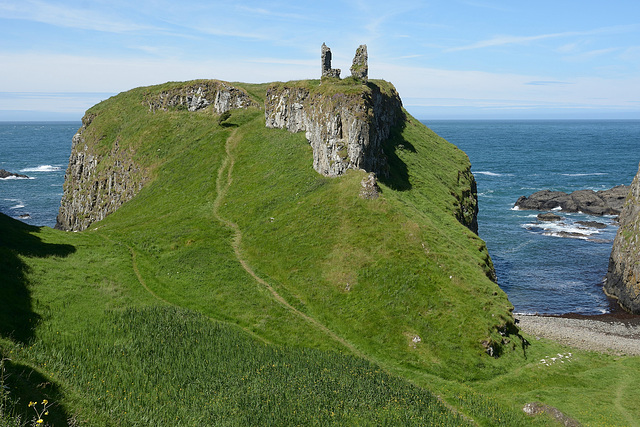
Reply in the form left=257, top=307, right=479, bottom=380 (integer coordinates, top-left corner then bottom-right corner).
left=1, top=0, right=639, bottom=120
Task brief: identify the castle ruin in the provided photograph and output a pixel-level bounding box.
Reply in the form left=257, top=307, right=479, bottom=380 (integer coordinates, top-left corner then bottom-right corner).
left=321, top=43, right=369, bottom=82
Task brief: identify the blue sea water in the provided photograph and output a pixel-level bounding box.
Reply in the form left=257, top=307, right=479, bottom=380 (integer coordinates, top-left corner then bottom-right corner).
left=1, top=120, right=639, bottom=315
left=0, top=122, right=79, bottom=228
left=425, top=120, right=640, bottom=315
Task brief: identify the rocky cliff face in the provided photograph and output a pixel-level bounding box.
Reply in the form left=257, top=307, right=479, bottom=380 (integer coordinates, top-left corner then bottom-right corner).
left=146, top=80, right=258, bottom=113
left=55, top=114, right=148, bottom=231
left=264, top=81, right=404, bottom=177
left=605, top=164, right=640, bottom=313
left=56, top=80, right=257, bottom=232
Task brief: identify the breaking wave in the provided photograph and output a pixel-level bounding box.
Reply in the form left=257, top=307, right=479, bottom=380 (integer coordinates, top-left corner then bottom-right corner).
left=20, top=165, right=62, bottom=172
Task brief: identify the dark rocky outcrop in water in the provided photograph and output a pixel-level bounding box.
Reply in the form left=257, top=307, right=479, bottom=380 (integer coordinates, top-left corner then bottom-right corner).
left=605, top=164, right=640, bottom=314
left=0, top=169, right=29, bottom=179
left=514, top=185, right=629, bottom=216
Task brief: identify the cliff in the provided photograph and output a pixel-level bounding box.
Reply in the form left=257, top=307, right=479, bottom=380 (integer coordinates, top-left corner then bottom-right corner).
left=264, top=80, right=403, bottom=178
left=54, top=113, right=147, bottom=231
left=56, top=80, right=257, bottom=231
left=605, top=163, right=640, bottom=313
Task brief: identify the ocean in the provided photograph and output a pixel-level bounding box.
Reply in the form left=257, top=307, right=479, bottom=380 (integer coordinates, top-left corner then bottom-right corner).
left=1, top=120, right=639, bottom=315
left=426, top=120, right=640, bottom=315
left=0, top=122, right=79, bottom=228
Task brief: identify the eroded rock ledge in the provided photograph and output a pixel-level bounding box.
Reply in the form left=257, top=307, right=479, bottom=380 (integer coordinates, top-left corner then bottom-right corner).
left=605, top=164, right=640, bottom=313
left=146, top=80, right=258, bottom=113
left=56, top=80, right=256, bottom=232
left=264, top=81, right=404, bottom=177
left=514, top=185, right=629, bottom=216
left=55, top=114, right=147, bottom=231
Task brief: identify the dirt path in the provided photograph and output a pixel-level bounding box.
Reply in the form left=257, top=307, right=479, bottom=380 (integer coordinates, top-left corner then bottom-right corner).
left=516, top=314, right=640, bottom=356
left=212, top=128, right=364, bottom=357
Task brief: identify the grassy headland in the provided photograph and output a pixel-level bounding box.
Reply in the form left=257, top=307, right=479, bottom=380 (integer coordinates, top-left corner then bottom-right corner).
left=1, top=79, right=639, bottom=425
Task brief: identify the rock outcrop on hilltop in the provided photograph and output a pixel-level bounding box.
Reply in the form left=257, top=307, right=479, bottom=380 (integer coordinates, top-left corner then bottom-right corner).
left=605, top=164, right=640, bottom=313
left=514, top=185, right=629, bottom=216
left=264, top=81, right=403, bottom=178
left=146, top=80, right=258, bottom=113
left=56, top=81, right=257, bottom=232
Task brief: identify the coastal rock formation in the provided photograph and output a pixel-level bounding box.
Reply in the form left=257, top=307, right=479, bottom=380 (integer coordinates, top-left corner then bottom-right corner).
left=146, top=80, right=258, bottom=113
left=55, top=114, right=148, bottom=231
left=605, top=164, right=640, bottom=313
left=514, top=185, right=629, bottom=216
left=0, top=169, right=29, bottom=179
left=57, top=80, right=257, bottom=232
left=264, top=81, right=403, bottom=177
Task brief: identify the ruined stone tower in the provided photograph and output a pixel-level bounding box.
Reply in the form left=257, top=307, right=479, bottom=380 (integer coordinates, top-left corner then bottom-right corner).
left=350, top=44, right=368, bottom=82
left=321, top=43, right=341, bottom=78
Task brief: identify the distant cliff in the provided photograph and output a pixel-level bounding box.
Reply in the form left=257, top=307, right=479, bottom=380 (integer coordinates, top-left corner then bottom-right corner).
left=605, top=164, right=640, bottom=313
left=265, top=80, right=403, bottom=178
left=56, top=81, right=257, bottom=231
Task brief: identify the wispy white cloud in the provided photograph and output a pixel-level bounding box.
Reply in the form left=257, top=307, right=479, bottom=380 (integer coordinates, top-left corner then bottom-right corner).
left=525, top=81, right=572, bottom=86
left=562, top=47, right=621, bottom=62
left=234, top=5, right=314, bottom=22
left=446, top=25, right=640, bottom=52
left=0, top=0, right=160, bottom=33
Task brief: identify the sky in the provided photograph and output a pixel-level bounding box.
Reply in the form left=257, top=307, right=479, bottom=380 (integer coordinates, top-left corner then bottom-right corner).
left=1, top=0, right=639, bottom=120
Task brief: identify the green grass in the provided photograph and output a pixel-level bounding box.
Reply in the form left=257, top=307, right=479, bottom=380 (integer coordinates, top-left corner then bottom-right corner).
left=1, top=79, right=639, bottom=425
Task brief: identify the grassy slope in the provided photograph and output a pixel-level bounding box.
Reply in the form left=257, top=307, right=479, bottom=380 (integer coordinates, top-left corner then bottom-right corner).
left=1, top=79, right=638, bottom=426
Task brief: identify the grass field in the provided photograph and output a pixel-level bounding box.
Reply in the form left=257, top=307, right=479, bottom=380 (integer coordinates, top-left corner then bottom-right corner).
left=1, top=79, right=639, bottom=426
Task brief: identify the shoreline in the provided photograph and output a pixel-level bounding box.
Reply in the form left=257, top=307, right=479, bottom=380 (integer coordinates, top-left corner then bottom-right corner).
left=515, top=312, right=640, bottom=355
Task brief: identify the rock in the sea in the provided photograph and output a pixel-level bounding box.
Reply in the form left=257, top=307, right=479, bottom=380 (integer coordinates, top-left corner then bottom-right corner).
left=514, top=185, right=629, bottom=216
left=537, top=212, right=562, bottom=222
left=0, top=169, right=29, bottom=179
left=576, top=220, right=607, bottom=229
left=605, top=164, right=640, bottom=314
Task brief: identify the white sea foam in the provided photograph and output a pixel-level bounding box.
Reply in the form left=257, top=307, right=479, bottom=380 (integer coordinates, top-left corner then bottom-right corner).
left=10, top=203, right=25, bottom=209
left=20, top=165, right=62, bottom=172
left=0, top=175, right=34, bottom=180
left=475, top=171, right=513, bottom=177
left=561, top=172, right=608, bottom=177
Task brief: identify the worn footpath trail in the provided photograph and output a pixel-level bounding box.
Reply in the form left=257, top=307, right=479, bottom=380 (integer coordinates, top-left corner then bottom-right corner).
left=212, top=127, right=365, bottom=358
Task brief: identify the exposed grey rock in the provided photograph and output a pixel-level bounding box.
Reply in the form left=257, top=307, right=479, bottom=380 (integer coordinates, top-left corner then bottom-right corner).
left=537, top=212, right=562, bottom=221
left=514, top=185, right=629, bottom=216
left=146, top=80, right=258, bottom=114
left=55, top=114, right=147, bottom=231
left=320, top=43, right=341, bottom=79
left=0, top=169, right=29, bottom=179
left=264, top=82, right=403, bottom=178
left=523, top=402, right=581, bottom=426
left=57, top=81, right=258, bottom=232
left=350, top=44, right=368, bottom=82
left=605, top=163, right=640, bottom=313
left=576, top=220, right=607, bottom=229
left=359, top=172, right=379, bottom=199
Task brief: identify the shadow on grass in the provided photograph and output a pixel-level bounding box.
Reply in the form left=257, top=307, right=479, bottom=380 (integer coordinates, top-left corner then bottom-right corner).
left=380, top=117, right=413, bottom=192
left=1, top=357, right=73, bottom=426
left=0, top=213, right=75, bottom=344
